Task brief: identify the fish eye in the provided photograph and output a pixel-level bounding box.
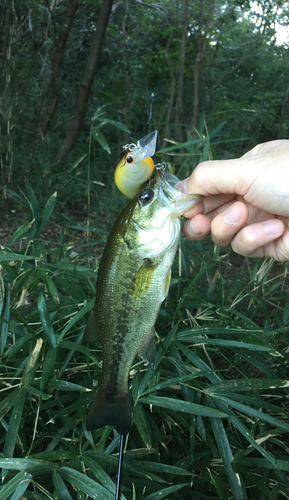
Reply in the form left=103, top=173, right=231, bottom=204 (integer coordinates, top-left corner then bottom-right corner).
left=139, top=189, right=154, bottom=206
left=126, top=156, right=134, bottom=164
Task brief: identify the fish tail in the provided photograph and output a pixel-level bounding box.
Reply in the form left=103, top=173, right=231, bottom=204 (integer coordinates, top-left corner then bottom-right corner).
left=86, top=389, right=131, bottom=436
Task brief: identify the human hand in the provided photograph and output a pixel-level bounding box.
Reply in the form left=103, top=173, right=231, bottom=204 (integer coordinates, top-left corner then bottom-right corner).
left=178, top=140, right=289, bottom=261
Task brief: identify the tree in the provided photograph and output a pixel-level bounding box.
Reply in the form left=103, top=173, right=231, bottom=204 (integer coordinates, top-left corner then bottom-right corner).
left=56, top=0, right=114, bottom=163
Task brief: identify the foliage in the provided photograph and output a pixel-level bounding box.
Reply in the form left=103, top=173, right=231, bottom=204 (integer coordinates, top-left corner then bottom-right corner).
left=1, top=141, right=289, bottom=500
left=1, top=0, right=289, bottom=211
left=1, top=1, right=289, bottom=498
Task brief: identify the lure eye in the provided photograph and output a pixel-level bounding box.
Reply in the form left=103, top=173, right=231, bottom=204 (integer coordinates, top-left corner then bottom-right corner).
left=139, top=189, right=154, bottom=206
left=126, top=156, right=134, bottom=164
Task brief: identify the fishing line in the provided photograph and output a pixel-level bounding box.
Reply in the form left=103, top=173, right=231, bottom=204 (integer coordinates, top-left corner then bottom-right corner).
left=148, top=92, right=154, bottom=134
left=115, top=433, right=127, bottom=500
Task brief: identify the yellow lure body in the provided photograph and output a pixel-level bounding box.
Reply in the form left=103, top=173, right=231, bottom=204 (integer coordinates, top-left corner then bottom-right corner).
left=114, top=152, right=154, bottom=198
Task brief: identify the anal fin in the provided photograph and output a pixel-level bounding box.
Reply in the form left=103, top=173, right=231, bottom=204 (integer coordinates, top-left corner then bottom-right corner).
left=139, top=330, right=156, bottom=371
left=84, top=311, right=99, bottom=345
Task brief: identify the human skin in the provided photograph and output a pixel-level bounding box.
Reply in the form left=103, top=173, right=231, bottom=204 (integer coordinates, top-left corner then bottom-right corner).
left=177, top=140, right=289, bottom=261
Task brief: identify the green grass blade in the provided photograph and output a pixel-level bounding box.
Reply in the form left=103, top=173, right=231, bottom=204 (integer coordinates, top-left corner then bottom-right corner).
left=133, top=402, right=153, bottom=448
left=0, top=458, right=56, bottom=473
left=0, top=471, right=32, bottom=500
left=209, top=378, right=288, bottom=393
left=52, top=470, right=73, bottom=500
left=0, top=283, right=10, bottom=355
left=143, top=483, right=189, bottom=499
left=139, top=396, right=227, bottom=418
left=81, top=455, right=126, bottom=499
left=0, top=252, right=38, bottom=261
left=57, top=299, right=95, bottom=343
left=38, top=293, right=57, bottom=348
left=90, top=128, right=111, bottom=154
left=59, top=340, right=101, bottom=367
left=102, top=118, right=130, bottom=133
left=40, top=347, right=57, bottom=392
left=40, top=270, right=60, bottom=306
left=59, top=467, right=114, bottom=499
left=208, top=403, right=244, bottom=500
left=214, top=395, right=289, bottom=432
left=6, top=220, right=33, bottom=246
left=0, top=387, right=22, bottom=420
left=2, top=389, right=26, bottom=481
left=37, top=191, right=57, bottom=236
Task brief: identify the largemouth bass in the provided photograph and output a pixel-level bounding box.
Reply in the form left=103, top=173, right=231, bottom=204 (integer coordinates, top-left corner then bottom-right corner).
left=114, top=131, right=157, bottom=198
left=85, top=169, right=202, bottom=435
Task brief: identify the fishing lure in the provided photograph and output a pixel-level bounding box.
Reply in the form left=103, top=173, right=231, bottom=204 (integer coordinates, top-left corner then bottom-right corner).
left=114, top=130, right=157, bottom=198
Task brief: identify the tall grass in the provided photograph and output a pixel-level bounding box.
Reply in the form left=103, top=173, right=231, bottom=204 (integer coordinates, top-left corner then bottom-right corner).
left=1, top=130, right=289, bottom=499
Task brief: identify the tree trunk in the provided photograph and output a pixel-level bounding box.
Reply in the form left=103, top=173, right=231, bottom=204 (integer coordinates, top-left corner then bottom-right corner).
left=39, top=0, right=79, bottom=137
left=174, top=0, right=189, bottom=142
left=0, top=0, right=11, bottom=77
left=56, top=0, right=114, bottom=163
left=191, top=0, right=214, bottom=138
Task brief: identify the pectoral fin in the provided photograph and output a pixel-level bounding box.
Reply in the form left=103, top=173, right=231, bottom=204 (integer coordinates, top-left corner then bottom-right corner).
left=139, top=330, right=156, bottom=370
left=84, top=311, right=99, bottom=345
left=161, top=267, right=172, bottom=302
left=130, top=259, right=158, bottom=298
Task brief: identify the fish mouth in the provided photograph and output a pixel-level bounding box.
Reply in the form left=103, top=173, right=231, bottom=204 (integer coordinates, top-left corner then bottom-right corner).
left=158, top=169, right=202, bottom=215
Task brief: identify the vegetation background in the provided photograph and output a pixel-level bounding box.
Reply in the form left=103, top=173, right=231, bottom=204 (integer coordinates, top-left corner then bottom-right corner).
left=1, top=1, right=289, bottom=499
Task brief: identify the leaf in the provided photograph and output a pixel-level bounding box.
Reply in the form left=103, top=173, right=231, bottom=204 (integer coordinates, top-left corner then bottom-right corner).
left=81, top=456, right=124, bottom=499
left=40, top=270, right=60, bottom=306
left=38, top=293, right=57, bottom=348
left=208, top=469, right=229, bottom=500
left=40, top=347, right=57, bottom=392
left=3, top=388, right=25, bottom=458
left=214, top=394, right=289, bottom=433
left=22, top=338, right=43, bottom=386
left=0, top=471, right=32, bottom=500
left=52, top=470, right=74, bottom=500
left=57, top=299, right=95, bottom=343
left=36, top=191, right=57, bottom=236
left=139, top=396, right=227, bottom=418
left=143, top=483, right=189, bottom=499
left=208, top=399, right=244, bottom=500
left=90, top=128, right=111, bottom=154
left=101, top=118, right=130, bottom=133
left=209, top=378, right=289, bottom=393
left=59, top=467, right=115, bottom=499
left=0, top=252, right=38, bottom=262
left=59, top=340, right=101, bottom=367
left=0, top=388, right=23, bottom=420
left=0, top=458, right=56, bottom=473
left=25, top=177, right=40, bottom=225
left=133, top=402, right=153, bottom=448
left=0, top=283, right=10, bottom=355
left=48, top=379, right=89, bottom=393
left=6, top=220, right=34, bottom=246
left=175, top=335, right=273, bottom=352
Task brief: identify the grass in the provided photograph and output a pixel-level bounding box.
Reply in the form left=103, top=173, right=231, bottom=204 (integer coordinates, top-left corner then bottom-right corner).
left=1, top=135, right=289, bottom=500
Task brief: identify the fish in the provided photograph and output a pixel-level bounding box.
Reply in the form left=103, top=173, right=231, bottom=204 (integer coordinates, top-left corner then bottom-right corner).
left=114, top=130, right=157, bottom=198
left=85, top=168, right=202, bottom=435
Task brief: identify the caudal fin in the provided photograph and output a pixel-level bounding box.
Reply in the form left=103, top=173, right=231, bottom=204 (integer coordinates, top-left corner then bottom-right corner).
left=86, top=389, right=131, bottom=436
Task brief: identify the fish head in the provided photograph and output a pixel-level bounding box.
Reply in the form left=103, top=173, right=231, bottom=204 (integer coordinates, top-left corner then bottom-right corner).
left=114, top=131, right=157, bottom=198
left=123, top=169, right=203, bottom=258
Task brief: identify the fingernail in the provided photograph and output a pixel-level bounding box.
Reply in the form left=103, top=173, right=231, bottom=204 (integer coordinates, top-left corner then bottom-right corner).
left=223, top=204, right=242, bottom=225
left=174, top=179, right=188, bottom=194
left=263, top=220, right=283, bottom=236
left=186, top=219, right=202, bottom=237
